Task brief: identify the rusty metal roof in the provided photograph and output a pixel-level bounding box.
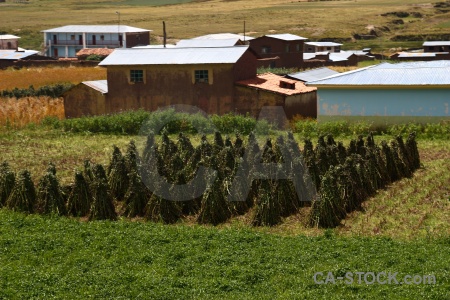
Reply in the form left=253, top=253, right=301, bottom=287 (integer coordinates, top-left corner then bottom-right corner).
left=83, top=80, right=108, bottom=94
left=99, top=46, right=250, bottom=65
left=42, top=25, right=151, bottom=33
left=236, top=73, right=316, bottom=95
left=0, top=50, right=38, bottom=60
left=307, top=61, right=450, bottom=86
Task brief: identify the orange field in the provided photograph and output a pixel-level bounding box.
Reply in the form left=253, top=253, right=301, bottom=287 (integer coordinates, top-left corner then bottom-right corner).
left=0, top=66, right=106, bottom=90
left=0, top=96, right=64, bottom=128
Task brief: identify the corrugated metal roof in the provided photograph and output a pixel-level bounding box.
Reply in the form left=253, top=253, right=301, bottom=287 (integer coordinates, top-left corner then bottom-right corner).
left=176, top=38, right=240, bottom=48
left=305, top=41, right=342, bottom=47
left=0, top=50, right=38, bottom=60
left=0, top=35, right=20, bottom=40
left=265, top=34, right=308, bottom=41
left=42, top=25, right=151, bottom=33
left=397, top=52, right=437, bottom=58
left=236, top=73, right=316, bottom=95
left=192, top=33, right=254, bottom=40
left=83, top=80, right=108, bottom=94
left=288, top=67, right=339, bottom=82
left=133, top=45, right=176, bottom=48
left=423, top=41, right=450, bottom=46
left=99, top=46, right=249, bottom=66
left=307, top=61, right=450, bottom=86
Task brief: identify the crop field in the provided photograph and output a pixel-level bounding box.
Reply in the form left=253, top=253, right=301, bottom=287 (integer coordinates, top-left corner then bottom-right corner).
left=1, top=0, right=450, bottom=52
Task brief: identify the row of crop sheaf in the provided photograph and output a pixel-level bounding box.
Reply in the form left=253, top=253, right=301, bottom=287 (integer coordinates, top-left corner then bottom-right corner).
left=0, top=83, right=74, bottom=99
left=0, top=131, right=420, bottom=227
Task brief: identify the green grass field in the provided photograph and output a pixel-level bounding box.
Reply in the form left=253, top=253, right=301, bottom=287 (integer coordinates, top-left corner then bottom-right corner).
left=0, top=209, right=448, bottom=299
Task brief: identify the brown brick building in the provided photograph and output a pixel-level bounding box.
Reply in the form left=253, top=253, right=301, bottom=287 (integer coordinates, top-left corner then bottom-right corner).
left=248, top=34, right=308, bottom=68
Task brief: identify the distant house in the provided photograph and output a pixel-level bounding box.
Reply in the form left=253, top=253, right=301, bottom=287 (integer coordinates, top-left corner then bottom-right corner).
left=423, top=41, right=450, bottom=53
left=304, top=42, right=342, bottom=53
left=42, top=25, right=152, bottom=58
left=390, top=51, right=450, bottom=61
left=64, top=46, right=258, bottom=117
left=248, top=34, right=308, bottom=68
left=235, top=73, right=317, bottom=119
left=0, top=35, right=20, bottom=50
left=0, top=49, right=52, bottom=69
left=306, top=61, right=450, bottom=124
left=286, top=67, right=339, bottom=82
left=303, top=51, right=358, bottom=67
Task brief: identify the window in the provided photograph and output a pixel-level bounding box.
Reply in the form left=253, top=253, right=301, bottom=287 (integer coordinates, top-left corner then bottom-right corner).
left=261, top=46, right=271, bottom=54
left=195, top=70, right=209, bottom=83
left=285, top=44, right=290, bottom=53
left=100, top=35, right=105, bottom=41
left=327, top=47, right=332, bottom=51
left=296, top=44, right=300, bottom=52
left=70, top=35, right=75, bottom=40
left=130, top=70, right=144, bottom=83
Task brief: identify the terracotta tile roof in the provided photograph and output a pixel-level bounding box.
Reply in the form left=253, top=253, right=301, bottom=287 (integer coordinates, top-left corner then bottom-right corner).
left=76, top=48, right=115, bottom=57
left=236, top=73, right=317, bottom=95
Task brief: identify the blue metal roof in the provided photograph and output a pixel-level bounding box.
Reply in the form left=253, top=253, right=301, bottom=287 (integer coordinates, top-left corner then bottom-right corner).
left=99, top=46, right=250, bottom=66
left=0, top=50, right=38, bottom=60
left=305, top=41, right=342, bottom=47
left=288, top=67, right=339, bottom=82
left=307, top=61, right=450, bottom=86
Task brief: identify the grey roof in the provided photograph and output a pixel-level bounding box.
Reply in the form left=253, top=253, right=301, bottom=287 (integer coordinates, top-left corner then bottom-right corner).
left=99, top=46, right=249, bottom=66
left=83, top=80, right=108, bottom=94
left=305, top=41, right=342, bottom=47
left=265, top=34, right=308, bottom=41
left=42, top=25, right=151, bottom=33
left=176, top=38, right=240, bottom=48
left=307, top=61, right=450, bottom=86
left=133, top=44, right=176, bottom=48
left=397, top=52, right=438, bottom=58
left=0, top=50, right=38, bottom=60
left=303, top=52, right=352, bottom=62
left=0, top=35, right=20, bottom=40
left=423, top=41, right=450, bottom=46
left=192, top=33, right=254, bottom=41
left=288, top=67, right=339, bottom=82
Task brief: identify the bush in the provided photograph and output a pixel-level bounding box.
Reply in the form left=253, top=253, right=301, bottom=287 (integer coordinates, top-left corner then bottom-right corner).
left=0, top=83, right=74, bottom=98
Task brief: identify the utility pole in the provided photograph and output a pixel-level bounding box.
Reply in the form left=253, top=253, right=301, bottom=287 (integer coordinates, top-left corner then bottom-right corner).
left=116, top=11, right=121, bottom=47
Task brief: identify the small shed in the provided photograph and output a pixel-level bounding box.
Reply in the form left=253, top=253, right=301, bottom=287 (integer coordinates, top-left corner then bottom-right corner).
left=63, top=80, right=107, bottom=118
left=235, top=73, right=317, bottom=119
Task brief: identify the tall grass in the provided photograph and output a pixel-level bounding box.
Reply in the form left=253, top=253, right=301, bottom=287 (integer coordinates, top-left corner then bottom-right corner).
left=0, top=66, right=106, bottom=90
left=0, top=97, right=64, bottom=129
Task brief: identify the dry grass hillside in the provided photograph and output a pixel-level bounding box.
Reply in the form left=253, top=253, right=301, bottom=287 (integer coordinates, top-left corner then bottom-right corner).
left=1, top=0, right=450, bottom=52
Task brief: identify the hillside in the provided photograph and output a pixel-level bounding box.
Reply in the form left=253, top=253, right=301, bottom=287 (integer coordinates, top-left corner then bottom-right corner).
left=1, top=0, right=450, bottom=53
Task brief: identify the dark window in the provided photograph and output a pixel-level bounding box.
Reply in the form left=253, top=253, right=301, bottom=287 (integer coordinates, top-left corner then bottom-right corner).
left=327, top=47, right=332, bottom=50
left=296, top=44, right=300, bottom=52
left=100, top=35, right=105, bottom=41
left=285, top=44, right=290, bottom=53
left=429, top=46, right=434, bottom=51
left=195, top=70, right=209, bottom=83
left=130, top=70, right=144, bottom=83
left=70, top=35, right=75, bottom=40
